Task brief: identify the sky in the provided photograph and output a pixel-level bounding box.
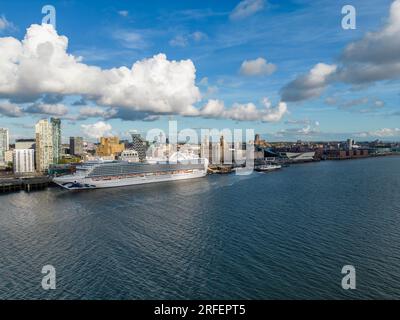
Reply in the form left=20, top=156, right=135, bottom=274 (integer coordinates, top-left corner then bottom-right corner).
left=0, top=0, right=399, bottom=142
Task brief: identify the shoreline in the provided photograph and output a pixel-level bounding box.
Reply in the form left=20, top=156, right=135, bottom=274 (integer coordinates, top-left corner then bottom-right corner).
left=1, top=154, right=399, bottom=195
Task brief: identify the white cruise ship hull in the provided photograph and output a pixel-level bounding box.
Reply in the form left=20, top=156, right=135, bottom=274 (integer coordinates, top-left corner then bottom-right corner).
left=53, top=170, right=207, bottom=190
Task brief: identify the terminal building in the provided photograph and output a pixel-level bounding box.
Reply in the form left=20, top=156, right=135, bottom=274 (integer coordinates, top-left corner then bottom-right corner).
left=13, top=149, right=35, bottom=174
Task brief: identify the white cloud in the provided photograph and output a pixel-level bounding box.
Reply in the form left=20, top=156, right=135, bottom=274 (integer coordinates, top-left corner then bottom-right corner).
left=199, top=77, right=209, bottom=86
left=275, top=123, right=321, bottom=138
left=192, top=31, right=208, bottom=42
left=285, top=119, right=319, bottom=126
left=200, top=99, right=225, bottom=117
left=0, top=24, right=289, bottom=124
left=25, top=103, right=68, bottom=116
left=0, top=15, right=13, bottom=32
left=280, top=0, right=400, bottom=102
left=112, top=29, right=148, bottom=49
left=338, top=0, right=400, bottom=84
left=374, top=100, right=385, bottom=108
left=0, top=24, right=201, bottom=118
left=206, top=86, right=219, bottom=95
left=280, top=63, right=337, bottom=102
left=169, top=31, right=208, bottom=47
left=365, top=128, right=400, bottom=137
left=77, top=106, right=110, bottom=120
left=0, top=101, right=24, bottom=117
left=169, top=35, right=188, bottom=47
left=230, top=0, right=265, bottom=20
left=118, top=10, right=129, bottom=17
left=354, top=132, right=369, bottom=138
left=198, top=77, right=219, bottom=97
left=323, top=96, right=386, bottom=114
left=277, top=127, right=316, bottom=137
left=325, top=96, right=338, bottom=106
left=200, top=98, right=287, bottom=122
left=81, top=121, right=113, bottom=139
left=239, top=57, right=276, bottom=76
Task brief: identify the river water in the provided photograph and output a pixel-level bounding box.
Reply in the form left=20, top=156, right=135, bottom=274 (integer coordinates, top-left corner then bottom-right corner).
left=0, top=156, right=399, bottom=299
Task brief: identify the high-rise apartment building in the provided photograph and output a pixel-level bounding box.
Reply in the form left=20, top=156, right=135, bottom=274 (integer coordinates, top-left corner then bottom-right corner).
left=0, top=128, right=9, bottom=165
left=35, top=118, right=62, bottom=171
left=35, top=120, right=54, bottom=171
left=51, top=118, right=61, bottom=164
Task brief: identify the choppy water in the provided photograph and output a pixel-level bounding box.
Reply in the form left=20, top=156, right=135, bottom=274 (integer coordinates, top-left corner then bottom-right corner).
left=0, top=156, right=400, bottom=299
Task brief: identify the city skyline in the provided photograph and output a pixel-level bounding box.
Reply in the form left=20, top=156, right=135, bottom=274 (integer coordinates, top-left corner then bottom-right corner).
left=1, top=0, right=400, bottom=305
left=2, top=118, right=400, bottom=146
left=0, top=0, right=399, bottom=143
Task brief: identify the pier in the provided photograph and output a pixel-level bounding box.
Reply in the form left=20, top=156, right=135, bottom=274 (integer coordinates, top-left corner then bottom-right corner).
left=0, top=177, right=51, bottom=194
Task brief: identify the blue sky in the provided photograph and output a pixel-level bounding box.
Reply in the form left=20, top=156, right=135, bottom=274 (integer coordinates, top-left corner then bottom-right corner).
left=0, top=0, right=399, bottom=142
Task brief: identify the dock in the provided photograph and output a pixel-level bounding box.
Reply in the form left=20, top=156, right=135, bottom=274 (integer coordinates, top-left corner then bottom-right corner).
left=0, top=177, right=52, bottom=194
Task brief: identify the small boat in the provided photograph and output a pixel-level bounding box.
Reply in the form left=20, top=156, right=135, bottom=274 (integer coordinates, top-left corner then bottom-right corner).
left=255, top=164, right=282, bottom=172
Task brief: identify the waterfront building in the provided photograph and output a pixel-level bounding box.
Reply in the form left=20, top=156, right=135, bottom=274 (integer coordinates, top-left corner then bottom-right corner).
left=131, top=133, right=148, bottom=162
left=279, top=152, right=316, bottom=162
left=70, top=137, right=84, bottom=156
left=147, top=143, right=171, bottom=159
left=4, top=150, right=13, bottom=164
left=51, top=118, right=62, bottom=164
left=254, top=146, right=265, bottom=160
left=15, top=139, right=35, bottom=150
left=96, top=137, right=125, bottom=158
left=177, top=143, right=200, bottom=159
left=61, top=144, right=70, bottom=155
left=120, top=139, right=131, bottom=149
left=325, top=149, right=369, bottom=160
left=201, top=135, right=210, bottom=160
left=0, top=128, right=9, bottom=165
left=35, top=119, right=54, bottom=172
left=370, top=147, right=391, bottom=155
left=253, top=133, right=271, bottom=148
left=220, top=135, right=232, bottom=165
left=84, top=141, right=96, bottom=153
left=347, top=138, right=354, bottom=151
left=13, top=149, right=35, bottom=174
left=201, top=134, right=241, bottom=166
left=210, top=141, right=221, bottom=165
left=233, top=141, right=246, bottom=164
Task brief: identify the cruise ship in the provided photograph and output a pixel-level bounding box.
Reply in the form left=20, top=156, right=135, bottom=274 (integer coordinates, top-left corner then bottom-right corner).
left=53, top=152, right=209, bottom=190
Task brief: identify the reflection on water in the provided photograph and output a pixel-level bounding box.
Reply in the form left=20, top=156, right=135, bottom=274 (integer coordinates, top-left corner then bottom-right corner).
left=0, top=157, right=400, bottom=299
